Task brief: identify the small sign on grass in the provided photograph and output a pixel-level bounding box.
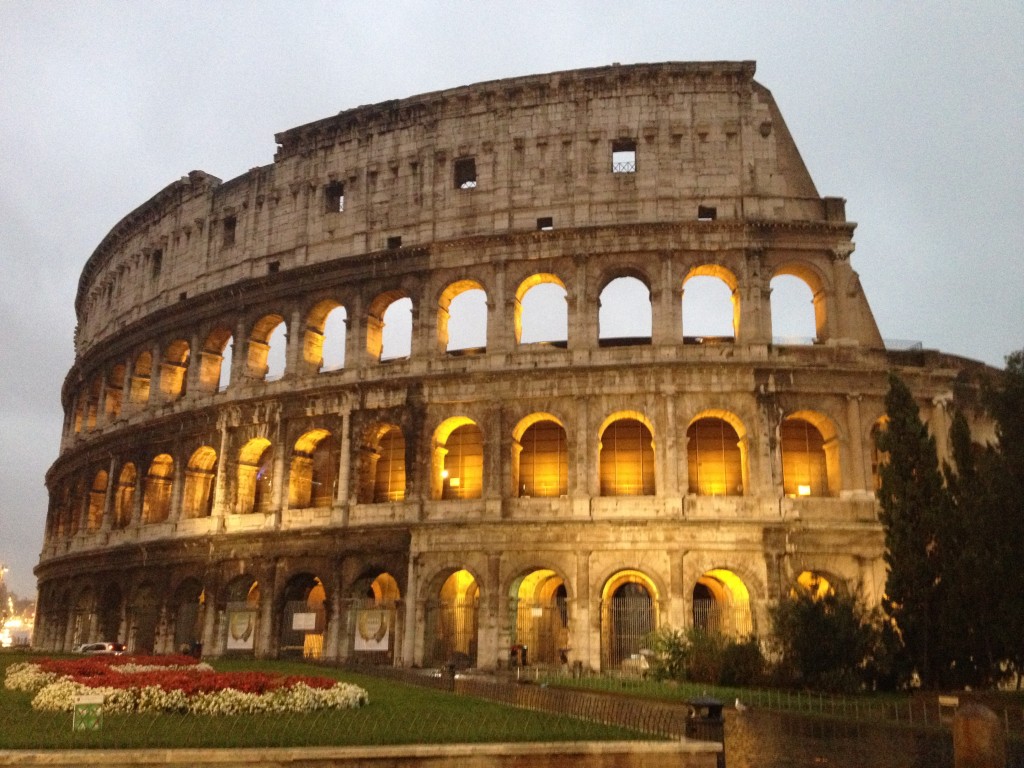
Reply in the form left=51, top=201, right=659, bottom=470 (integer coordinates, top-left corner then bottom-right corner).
left=73, top=693, right=105, bottom=731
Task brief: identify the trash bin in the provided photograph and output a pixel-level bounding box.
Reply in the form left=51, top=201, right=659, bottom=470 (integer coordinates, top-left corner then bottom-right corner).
left=686, top=697, right=725, bottom=767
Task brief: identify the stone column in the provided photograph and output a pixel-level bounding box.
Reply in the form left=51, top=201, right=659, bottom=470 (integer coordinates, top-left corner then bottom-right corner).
left=168, top=450, right=186, bottom=524
left=845, top=394, right=868, bottom=492
left=211, top=413, right=231, bottom=522
left=147, top=342, right=163, bottom=405
left=568, top=254, right=595, bottom=351
left=574, top=550, right=594, bottom=672
left=335, top=408, right=352, bottom=521
left=284, top=307, right=303, bottom=378
left=101, top=456, right=117, bottom=532
left=323, top=565, right=344, bottom=662
left=403, top=554, right=420, bottom=667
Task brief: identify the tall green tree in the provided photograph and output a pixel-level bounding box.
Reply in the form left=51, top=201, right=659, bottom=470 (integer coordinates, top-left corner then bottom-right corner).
left=876, top=372, right=949, bottom=688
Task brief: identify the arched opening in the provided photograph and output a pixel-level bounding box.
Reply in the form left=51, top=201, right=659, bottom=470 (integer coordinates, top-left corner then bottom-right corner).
left=771, top=272, right=820, bottom=344
left=130, top=351, right=152, bottom=404
left=424, top=569, right=479, bottom=668
left=691, top=569, right=753, bottom=636
left=513, top=416, right=568, bottom=497
left=601, top=571, right=658, bottom=670
left=305, top=300, right=347, bottom=372
left=70, top=588, right=95, bottom=649
left=68, top=478, right=86, bottom=536
left=288, top=430, right=338, bottom=509
left=780, top=415, right=834, bottom=497
left=516, top=275, right=568, bottom=346
left=793, top=570, right=840, bottom=600
left=508, top=570, right=569, bottom=666
left=224, top=576, right=260, bottom=653
left=171, top=579, right=205, bottom=654
left=87, top=470, right=108, bottom=532
left=199, top=327, right=233, bottom=392
left=371, top=426, right=406, bottom=503
left=247, top=314, right=286, bottom=381
left=349, top=572, right=402, bottom=663
left=439, top=281, right=487, bottom=353
left=686, top=415, right=745, bottom=496
left=599, top=276, right=651, bottom=346
left=159, top=339, right=191, bottom=399
left=279, top=574, right=327, bottom=659
left=237, top=438, right=273, bottom=514
left=104, top=364, right=125, bottom=420
left=435, top=420, right=484, bottom=500
left=367, top=293, right=413, bottom=362
left=142, top=454, right=173, bottom=524
left=182, top=446, right=217, bottom=518
left=682, top=267, right=738, bottom=342
left=127, top=583, right=159, bottom=654
left=113, top=463, right=136, bottom=528
left=599, top=415, right=655, bottom=496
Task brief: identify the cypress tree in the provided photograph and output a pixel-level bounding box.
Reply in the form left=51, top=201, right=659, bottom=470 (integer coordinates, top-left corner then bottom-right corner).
left=876, top=372, right=949, bottom=688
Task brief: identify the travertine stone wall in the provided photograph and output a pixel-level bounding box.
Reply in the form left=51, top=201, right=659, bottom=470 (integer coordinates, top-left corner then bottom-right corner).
left=36, top=63, right=990, bottom=671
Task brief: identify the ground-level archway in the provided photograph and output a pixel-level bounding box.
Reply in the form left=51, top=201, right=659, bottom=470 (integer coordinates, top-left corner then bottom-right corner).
left=279, top=573, right=327, bottom=659
left=600, top=571, right=658, bottom=670
left=508, top=569, right=569, bottom=666
left=691, top=569, right=753, bottom=637
left=424, top=569, right=479, bottom=668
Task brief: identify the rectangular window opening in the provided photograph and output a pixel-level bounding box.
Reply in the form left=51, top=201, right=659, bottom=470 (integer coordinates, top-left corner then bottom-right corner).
left=151, top=250, right=162, bottom=279
left=386, top=235, right=403, bottom=250
left=325, top=181, right=345, bottom=213
left=454, top=157, right=477, bottom=189
left=178, top=291, right=188, bottom=301
left=223, top=216, right=237, bottom=247
left=697, top=205, right=717, bottom=222
left=268, top=261, right=280, bottom=274
left=611, top=139, right=637, bottom=173
left=537, top=217, right=554, bottom=231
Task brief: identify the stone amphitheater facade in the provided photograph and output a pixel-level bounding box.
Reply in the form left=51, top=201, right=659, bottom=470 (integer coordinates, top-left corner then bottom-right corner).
left=35, top=62, right=989, bottom=670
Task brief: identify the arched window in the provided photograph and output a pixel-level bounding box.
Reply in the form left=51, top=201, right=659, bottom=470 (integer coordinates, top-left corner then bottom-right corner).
left=687, top=416, right=744, bottom=496
left=515, top=418, right=568, bottom=497
left=142, top=454, right=174, bottom=523
left=780, top=417, right=829, bottom=497
left=198, top=327, right=233, bottom=392
left=248, top=314, right=287, bottom=380
left=288, top=430, right=338, bottom=508
left=599, top=276, right=651, bottom=345
left=771, top=271, right=819, bottom=345
left=182, top=447, right=217, bottom=519
left=304, top=300, right=347, bottom=372
left=516, top=275, right=568, bottom=346
left=130, top=351, right=152, bottom=404
left=435, top=420, right=483, bottom=500
left=367, top=292, right=413, bottom=362
left=159, top=339, right=191, bottom=399
left=682, top=267, right=738, bottom=342
left=439, top=281, right=487, bottom=353
left=237, top=439, right=274, bottom=514
left=104, top=365, right=125, bottom=420
left=113, top=463, right=136, bottom=528
left=599, top=417, right=655, bottom=496
left=87, top=470, right=108, bottom=532
left=373, top=426, right=406, bottom=503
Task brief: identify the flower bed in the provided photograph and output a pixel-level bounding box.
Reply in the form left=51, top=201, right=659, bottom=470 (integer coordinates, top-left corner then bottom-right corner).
left=5, top=655, right=368, bottom=715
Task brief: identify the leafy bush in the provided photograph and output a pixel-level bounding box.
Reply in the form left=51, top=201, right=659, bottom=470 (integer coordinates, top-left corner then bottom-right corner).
left=645, top=627, right=764, bottom=686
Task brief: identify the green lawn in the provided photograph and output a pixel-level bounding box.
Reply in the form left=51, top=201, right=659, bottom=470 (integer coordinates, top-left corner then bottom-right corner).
left=0, top=653, right=645, bottom=750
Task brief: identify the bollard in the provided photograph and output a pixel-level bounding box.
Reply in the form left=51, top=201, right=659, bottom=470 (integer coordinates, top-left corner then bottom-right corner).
left=953, top=702, right=1006, bottom=768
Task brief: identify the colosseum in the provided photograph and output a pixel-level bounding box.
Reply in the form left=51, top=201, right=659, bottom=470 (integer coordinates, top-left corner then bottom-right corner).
left=34, top=61, right=989, bottom=670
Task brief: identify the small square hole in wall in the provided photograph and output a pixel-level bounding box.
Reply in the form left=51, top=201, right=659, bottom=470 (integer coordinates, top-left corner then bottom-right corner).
left=179, top=292, right=188, bottom=302
left=223, top=216, right=237, bottom=246
left=454, top=157, right=477, bottom=189
left=324, top=181, right=345, bottom=212
left=387, top=236, right=403, bottom=249
left=611, top=139, right=637, bottom=173
left=268, top=261, right=279, bottom=274
left=697, top=206, right=717, bottom=221
left=537, top=217, right=554, bottom=231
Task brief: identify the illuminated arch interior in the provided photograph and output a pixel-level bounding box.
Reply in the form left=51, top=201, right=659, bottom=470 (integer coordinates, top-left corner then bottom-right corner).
left=687, top=415, right=745, bottom=496
left=599, top=414, right=655, bottom=496
left=781, top=414, right=835, bottom=497
left=160, top=339, right=191, bottom=399
left=692, top=568, right=752, bottom=636
left=248, top=314, right=286, bottom=380
left=372, top=426, right=406, bottom=502
left=142, top=454, right=174, bottom=524
left=289, top=429, right=337, bottom=508
left=515, top=415, right=568, bottom=497
left=238, top=438, right=273, bottom=514
left=182, top=446, right=217, bottom=519
left=435, top=418, right=483, bottom=500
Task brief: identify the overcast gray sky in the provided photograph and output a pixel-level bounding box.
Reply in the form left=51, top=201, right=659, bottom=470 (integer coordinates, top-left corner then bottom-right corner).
left=1, top=1, right=1021, bottom=597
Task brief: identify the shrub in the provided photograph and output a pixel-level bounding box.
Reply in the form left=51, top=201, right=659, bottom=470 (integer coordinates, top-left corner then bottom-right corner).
left=645, top=627, right=764, bottom=686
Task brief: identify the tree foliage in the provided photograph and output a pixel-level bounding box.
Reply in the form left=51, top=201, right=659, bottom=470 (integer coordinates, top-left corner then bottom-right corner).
left=876, top=372, right=948, bottom=687
left=879, top=352, right=1024, bottom=689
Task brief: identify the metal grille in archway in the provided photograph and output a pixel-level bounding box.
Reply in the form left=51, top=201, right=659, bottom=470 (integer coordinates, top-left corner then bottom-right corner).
left=508, top=597, right=569, bottom=666
left=423, top=597, right=479, bottom=667
left=601, top=584, right=654, bottom=669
